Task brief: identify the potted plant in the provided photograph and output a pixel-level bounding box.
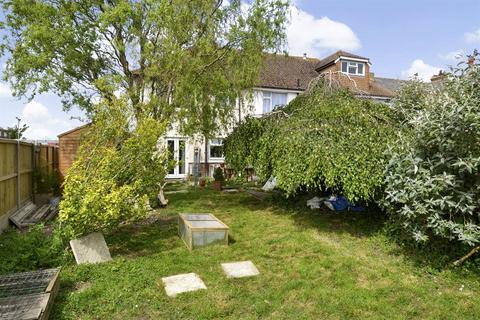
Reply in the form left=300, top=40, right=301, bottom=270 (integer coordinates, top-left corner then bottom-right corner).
left=199, top=177, right=206, bottom=188
left=213, top=167, right=225, bottom=191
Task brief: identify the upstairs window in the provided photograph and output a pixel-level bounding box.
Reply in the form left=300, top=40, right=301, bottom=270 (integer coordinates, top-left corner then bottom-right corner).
left=263, top=91, right=287, bottom=113
left=341, top=60, right=365, bottom=76
left=209, top=139, right=224, bottom=160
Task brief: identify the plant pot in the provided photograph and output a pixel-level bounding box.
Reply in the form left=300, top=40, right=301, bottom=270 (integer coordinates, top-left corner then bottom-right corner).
left=213, top=180, right=222, bottom=191
left=199, top=178, right=206, bottom=188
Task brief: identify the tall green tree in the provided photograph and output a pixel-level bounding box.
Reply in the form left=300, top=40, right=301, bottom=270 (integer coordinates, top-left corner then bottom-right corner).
left=0, top=0, right=289, bottom=136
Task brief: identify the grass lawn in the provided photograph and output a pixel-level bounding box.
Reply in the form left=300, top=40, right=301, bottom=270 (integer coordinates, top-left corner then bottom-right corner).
left=45, top=187, right=480, bottom=319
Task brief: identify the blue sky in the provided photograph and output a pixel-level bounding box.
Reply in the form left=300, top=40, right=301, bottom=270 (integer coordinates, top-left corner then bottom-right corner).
left=1, top=0, right=479, bottom=140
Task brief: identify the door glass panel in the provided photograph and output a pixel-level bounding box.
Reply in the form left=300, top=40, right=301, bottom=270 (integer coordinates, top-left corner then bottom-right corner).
left=167, top=140, right=174, bottom=174
left=178, top=140, right=185, bottom=174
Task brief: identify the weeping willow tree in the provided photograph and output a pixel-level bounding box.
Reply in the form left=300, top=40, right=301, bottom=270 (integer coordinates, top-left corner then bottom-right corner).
left=224, top=78, right=402, bottom=202
left=0, top=0, right=289, bottom=135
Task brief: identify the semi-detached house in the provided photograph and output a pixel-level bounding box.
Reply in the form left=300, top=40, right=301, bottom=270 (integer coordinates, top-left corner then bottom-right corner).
left=164, top=50, right=404, bottom=179
left=58, top=50, right=404, bottom=180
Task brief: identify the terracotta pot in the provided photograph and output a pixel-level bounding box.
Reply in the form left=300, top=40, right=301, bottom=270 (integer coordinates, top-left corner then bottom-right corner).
left=213, top=180, right=222, bottom=191
left=199, top=178, right=206, bottom=187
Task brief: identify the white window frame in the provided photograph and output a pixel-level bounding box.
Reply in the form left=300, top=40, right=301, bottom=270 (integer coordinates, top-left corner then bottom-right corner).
left=208, top=138, right=224, bottom=161
left=262, top=90, right=288, bottom=113
left=341, top=60, right=365, bottom=76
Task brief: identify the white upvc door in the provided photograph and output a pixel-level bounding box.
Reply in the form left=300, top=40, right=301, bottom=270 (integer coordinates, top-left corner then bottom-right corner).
left=166, top=138, right=187, bottom=179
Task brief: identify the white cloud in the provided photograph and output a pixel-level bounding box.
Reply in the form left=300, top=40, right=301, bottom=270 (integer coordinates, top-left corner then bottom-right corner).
left=401, top=59, right=442, bottom=82
left=464, top=28, right=480, bottom=44
left=0, top=82, right=12, bottom=97
left=21, top=100, right=81, bottom=140
left=286, top=6, right=361, bottom=57
left=438, top=49, right=465, bottom=62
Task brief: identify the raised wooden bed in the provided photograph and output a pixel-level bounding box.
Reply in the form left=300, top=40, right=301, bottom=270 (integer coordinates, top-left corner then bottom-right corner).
left=178, top=214, right=229, bottom=250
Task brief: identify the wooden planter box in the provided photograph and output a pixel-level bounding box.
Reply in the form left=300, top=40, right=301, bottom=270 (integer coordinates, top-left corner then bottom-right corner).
left=178, top=214, right=229, bottom=250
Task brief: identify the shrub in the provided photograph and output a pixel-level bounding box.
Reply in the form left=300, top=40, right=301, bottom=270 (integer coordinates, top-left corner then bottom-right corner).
left=225, top=81, right=401, bottom=202
left=213, top=167, right=225, bottom=182
left=0, top=225, right=68, bottom=275
left=59, top=97, right=169, bottom=238
left=381, top=54, right=480, bottom=252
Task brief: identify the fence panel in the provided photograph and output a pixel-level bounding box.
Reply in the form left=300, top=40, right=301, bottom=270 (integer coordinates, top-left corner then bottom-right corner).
left=0, top=139, right=58, bottom=231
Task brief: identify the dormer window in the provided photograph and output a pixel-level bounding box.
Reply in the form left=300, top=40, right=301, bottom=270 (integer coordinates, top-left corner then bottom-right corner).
left=341, top=60, right=365, bottom=76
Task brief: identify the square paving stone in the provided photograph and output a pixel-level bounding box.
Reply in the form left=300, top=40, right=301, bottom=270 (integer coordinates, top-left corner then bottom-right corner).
left=221, top=261, right=260, bottom=279
left=69, top=232, right=112, bottom=265
left=162, top=273, right=207, bottom=297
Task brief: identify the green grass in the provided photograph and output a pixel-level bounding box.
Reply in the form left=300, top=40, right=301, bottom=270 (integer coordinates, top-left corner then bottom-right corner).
left=9, top=188, right=480, bottom=319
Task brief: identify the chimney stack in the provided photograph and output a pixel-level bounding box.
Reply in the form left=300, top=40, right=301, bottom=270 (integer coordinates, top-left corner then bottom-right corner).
left=303, top=53, right=307, bottom=60
left=431, top=70, right=445, bottom=84
left=467, top=55, right=475, bottom=67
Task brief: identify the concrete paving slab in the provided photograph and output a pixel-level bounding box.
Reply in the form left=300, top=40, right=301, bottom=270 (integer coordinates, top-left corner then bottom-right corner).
left=221, top=261, right=260, bottom=279
left=162, top=273, right=207, bottom=297
left=69, top=232, right=112, bottom=265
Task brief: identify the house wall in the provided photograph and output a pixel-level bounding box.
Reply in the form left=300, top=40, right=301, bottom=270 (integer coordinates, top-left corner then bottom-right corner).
left=165, top=87, right=302, bottom=178
left=319, top=60, right=371, bottom=93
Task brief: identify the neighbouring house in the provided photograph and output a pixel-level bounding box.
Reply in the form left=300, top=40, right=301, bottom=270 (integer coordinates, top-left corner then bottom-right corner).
left=58, top=50, right=404, bottom=179
left=0, top=128, right=9, bottom=139
left=164, top=50, right=404, bottom=179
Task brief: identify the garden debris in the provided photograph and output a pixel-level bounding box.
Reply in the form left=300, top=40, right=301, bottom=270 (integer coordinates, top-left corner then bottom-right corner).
left=161, top=273, right=207, bottom=297
left=0, top=268, right=60, bottom=320
left=221, top=261, right=260, bottom=279
left=261, top=176, right=276, bottom=191
left=69, top=232, right=112, bottom=265
left=223, top=188, right=240, bottom=193
left=323, top=195, right=365, bottom=212
left=306, top=196, right=327, bottom=209
left=9, top=197, right=61, bottom=229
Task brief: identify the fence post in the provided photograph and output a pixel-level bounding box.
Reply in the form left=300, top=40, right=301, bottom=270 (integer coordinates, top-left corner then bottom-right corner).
left=16, top=140, right=20, bottom=209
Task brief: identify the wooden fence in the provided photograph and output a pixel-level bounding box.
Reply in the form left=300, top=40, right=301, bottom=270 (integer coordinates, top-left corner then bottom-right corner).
left=0, top=139, right=58, bottom=231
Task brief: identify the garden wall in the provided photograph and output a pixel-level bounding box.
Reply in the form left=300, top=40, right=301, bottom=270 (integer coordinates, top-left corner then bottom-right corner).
left=0, top=139, right=58, bottom=232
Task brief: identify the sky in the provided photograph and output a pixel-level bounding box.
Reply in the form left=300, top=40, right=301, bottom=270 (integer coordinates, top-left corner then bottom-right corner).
left=0, top=0, right=479, bottom=140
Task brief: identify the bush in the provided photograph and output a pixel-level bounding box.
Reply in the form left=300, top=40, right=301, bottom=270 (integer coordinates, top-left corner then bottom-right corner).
left=381, top=54, right=480, bottom=251
left=59, top=97, right=169, bottom=238
left=213, top=167, right=225, bottom=182
left=0, top=225, right=69, bottom=275
left=225, top=81, right=401, bottom=202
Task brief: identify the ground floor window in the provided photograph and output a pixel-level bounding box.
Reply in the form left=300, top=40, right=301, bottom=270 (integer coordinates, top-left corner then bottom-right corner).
left=209, top=138, right=224, bottom=160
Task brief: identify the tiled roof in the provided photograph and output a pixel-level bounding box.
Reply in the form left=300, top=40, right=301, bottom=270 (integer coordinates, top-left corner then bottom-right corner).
left=374, top=77, right=405, bottom=93
left=315, top=50, right=370, bottom=71
left=256, top=53, right=320, bottom=91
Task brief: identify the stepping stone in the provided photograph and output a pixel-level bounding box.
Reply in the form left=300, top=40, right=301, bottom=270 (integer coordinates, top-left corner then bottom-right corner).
left=162, top=273, right=207, bottom=297
left=221, top=261, right=260, bottom=279
left=69, top=232, right=112, bottom=265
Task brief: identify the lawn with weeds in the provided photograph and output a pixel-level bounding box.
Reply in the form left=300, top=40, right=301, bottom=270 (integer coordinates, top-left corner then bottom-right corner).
left=3, top=186, right=479, bottom=319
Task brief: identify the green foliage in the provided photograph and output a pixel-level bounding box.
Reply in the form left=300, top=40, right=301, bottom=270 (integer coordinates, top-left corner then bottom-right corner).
left=0, top=0, right=288, bottom=138
left=34, top=168, right=60, bottom=194
left=0, top=224, right=68, bottom=275
left=59, top=96, right=169, bottom=238
left=213, top=167, right=225, bottom=182
left=391, top=76, right=429, bottom=124
left=381, top=54, right=480, bottom=248
left=4, top=123, right=28, bottom=139
left=225, top=83, right=401, bottom=201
